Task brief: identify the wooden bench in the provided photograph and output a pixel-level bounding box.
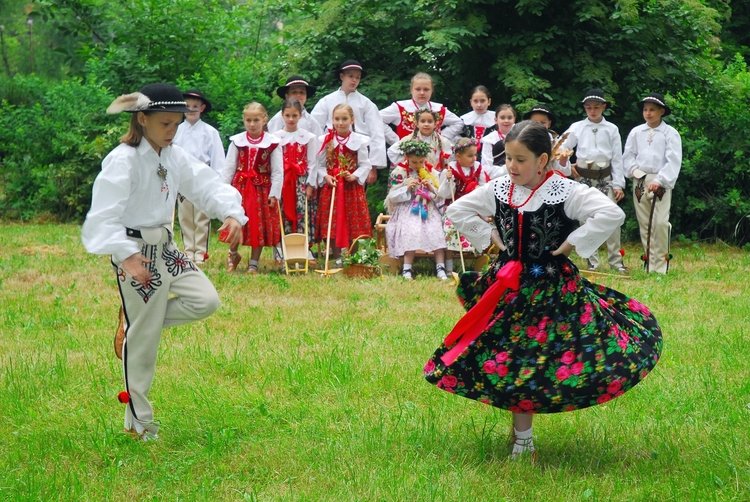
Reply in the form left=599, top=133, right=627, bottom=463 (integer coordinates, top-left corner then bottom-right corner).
left=373, top=213, right=493, bottom=274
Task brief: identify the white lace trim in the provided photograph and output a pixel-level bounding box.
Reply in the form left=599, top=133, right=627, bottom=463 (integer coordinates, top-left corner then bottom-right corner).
left=492, top=174, right=575, bottom=208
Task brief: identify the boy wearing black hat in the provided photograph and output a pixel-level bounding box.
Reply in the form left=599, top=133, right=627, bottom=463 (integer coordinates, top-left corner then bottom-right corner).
left=623, top=92, right=682, bottom=274
left=267, top=76, right=323, bottom=136
left=523, top=103, right=571, bottom=176
left=560, top=89, right=627, bottom=272
left=310, top=59, right=386, bottom=184
left=82, top=83, right=247, bottom=441
left=174, top=89, right=226, bottom=264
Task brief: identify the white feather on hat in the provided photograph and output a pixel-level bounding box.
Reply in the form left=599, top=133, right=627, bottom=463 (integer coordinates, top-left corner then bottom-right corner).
left=106, top=92, right=151, bottom=114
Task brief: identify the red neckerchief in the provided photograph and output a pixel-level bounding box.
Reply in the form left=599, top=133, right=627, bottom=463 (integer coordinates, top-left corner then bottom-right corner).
left=282, top=139, right=308, bottom=225
left=451, top=162, right=483, bottom=197
left=396, top=160, right=435, bottom=178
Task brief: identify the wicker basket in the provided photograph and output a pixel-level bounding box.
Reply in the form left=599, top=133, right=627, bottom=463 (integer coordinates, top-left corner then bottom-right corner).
left=343, top=263, right=381, bottom=278
left=343, top=235, right=382, bottom=278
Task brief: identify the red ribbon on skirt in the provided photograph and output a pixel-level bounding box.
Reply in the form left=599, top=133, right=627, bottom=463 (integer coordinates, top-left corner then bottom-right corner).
left=440, top=260, right=523, bottom=366
left=282, top=144, right=307, bottom=226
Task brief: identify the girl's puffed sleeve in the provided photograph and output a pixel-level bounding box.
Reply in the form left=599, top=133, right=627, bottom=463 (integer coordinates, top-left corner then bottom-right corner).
left=221, top=142, right=239, bottom=184
left=269, top=145, right=284, bottom=199
left=444, top=181, right=497, bottom=252
left=385, top=168, right=411, bottom=206
left=564, top=182, right=625, bottom=258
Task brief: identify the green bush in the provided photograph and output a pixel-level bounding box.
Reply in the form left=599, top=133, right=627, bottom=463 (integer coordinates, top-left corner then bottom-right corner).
left=0, top=75, right=118, bottom=220
left=669, top=54, right=750, bottom=244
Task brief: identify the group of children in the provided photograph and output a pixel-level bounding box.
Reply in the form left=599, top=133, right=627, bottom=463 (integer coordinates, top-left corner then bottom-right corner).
left=176, top=61, right=681, bottom=278
left=81, top=63, right=674, bottom=456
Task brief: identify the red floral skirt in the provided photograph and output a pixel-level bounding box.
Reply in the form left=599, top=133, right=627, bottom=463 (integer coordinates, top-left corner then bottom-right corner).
left=316, top=181, right=371, bottom=248
left=234, top=180, right=280, bottom=247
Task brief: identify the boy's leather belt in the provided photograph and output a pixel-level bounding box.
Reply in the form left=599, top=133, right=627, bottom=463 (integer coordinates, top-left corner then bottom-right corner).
left=577, top=165, right=612, bottom=180
left=125, top=227, right=142, bottom=238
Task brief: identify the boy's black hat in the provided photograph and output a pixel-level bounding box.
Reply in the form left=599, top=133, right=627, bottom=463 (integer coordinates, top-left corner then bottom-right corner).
left=276, top=76, right=317, bottom=100
left=640, top=92, right=671, bottom=116
left=523, top=104, right=555, bottom=124
left=107, top=83, right=189, bottom=114
left=581, top=88, right=609, bottom=105
left=335, top=59, right=367, bottom=79
left=182, top=89, right=212, bottom=113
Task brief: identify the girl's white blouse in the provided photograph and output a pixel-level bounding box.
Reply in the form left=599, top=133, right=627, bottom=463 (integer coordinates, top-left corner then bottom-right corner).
left=445, top=174, right=625, bottom=258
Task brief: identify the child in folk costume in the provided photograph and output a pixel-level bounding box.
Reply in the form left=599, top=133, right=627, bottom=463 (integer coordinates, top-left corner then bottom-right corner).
left=481, top=103, right=517, bottom=172
left=314, top=104, right=373, bottom=266
left=174, top=89, right=226, bottom=265
left=311, top=60, right=385, bottom=184
left=380, top=72, right=464, bottom=146
left=623, top=92, right=682, bottom=274
left=524, top=103, right=572, bottom=177
left=424, top=121, right=662, bottom=460
left=267, top=75, right=323, bottom=136
left=277, top=99, right=319, bottom=258
left=559, top=89, right=627, bottom=272
left=460, top=86, right=497, bottom=163
left=385, top=140, right=448, bottom=280
left=221, top=102, right=283, bottom=273
left=438, top=137, right=504, bottom=272
left=82, top=83, right=246, bottom=441
left=387, top=109, right=452, bottom=171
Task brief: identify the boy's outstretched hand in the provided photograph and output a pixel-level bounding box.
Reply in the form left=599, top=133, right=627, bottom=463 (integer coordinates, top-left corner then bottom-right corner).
left=121, top=253, right=152, bottom=286
left=218, top=217, right=243, bottom=248
left=551, top=240, right=573, bottom=257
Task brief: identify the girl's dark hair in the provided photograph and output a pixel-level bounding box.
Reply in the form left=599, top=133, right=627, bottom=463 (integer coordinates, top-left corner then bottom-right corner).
left=470, top=85, right=491, bottom=100
left=411, top=108, right=445, bottom=157
left=495, top=103, right=517, bottom=120
left=282, top=99, right=304, bottom=114
left=505, top=120, right=551, bottom=159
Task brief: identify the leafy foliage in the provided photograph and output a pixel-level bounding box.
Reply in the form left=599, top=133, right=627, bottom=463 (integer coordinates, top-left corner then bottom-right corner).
left=0, top=0, right=748, bottom=243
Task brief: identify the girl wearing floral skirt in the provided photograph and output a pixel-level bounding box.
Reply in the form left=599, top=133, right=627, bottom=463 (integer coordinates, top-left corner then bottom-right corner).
left=424, top=121, right=662, bottom=460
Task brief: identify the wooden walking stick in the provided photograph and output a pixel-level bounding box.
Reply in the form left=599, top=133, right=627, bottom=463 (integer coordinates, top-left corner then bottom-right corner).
left=450, top=180, right=466, bottom=274
left=315, top=182, right=342, bottom=276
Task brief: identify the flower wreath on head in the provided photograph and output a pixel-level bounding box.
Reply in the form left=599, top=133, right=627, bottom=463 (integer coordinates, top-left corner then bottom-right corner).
left=413, top=108, right=442, bottom=124
left=399, top=139, right=433, bottom=157
left=452, top=137, right=478, bottom=154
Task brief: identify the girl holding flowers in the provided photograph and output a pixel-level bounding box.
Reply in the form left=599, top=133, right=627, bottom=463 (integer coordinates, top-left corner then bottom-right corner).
left=424, top=121, right=662, bottom=460
left=385, top=139, right=447, bottom=280
left=314, top=103, right=372, bottom=266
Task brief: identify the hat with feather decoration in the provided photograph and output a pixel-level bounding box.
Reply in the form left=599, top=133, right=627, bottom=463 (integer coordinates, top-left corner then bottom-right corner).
left=107, top=83, right=190, bottom=114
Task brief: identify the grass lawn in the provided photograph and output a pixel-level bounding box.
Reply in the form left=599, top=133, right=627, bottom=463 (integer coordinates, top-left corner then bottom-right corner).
left=0, top=223, right=748, bottom=501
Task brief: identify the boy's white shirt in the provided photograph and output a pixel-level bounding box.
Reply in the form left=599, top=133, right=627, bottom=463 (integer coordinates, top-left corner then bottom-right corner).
left=173, top=119, right=226, bottom=172
left=445, top=174, right=625, bottom=258
left=380, top=99, right=464, bottom=145
left=622, top=121, right=682, bottom=190
left=312, top=132, right=372, bottom=187
left=562, top=117, right=625, bottom=189
left=267, top=109, right=323, bottom=137
left=82, top=140, right=247, bottom=263
left=221, top=132, right=284, bottom=199
left=310, top=88, right=386, bottom=167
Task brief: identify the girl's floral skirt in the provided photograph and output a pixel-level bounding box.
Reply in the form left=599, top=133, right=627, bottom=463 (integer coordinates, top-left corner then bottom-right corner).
left=424, top=257, right=662, bottom=413
left=443, top=215, right=479, bottom=254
